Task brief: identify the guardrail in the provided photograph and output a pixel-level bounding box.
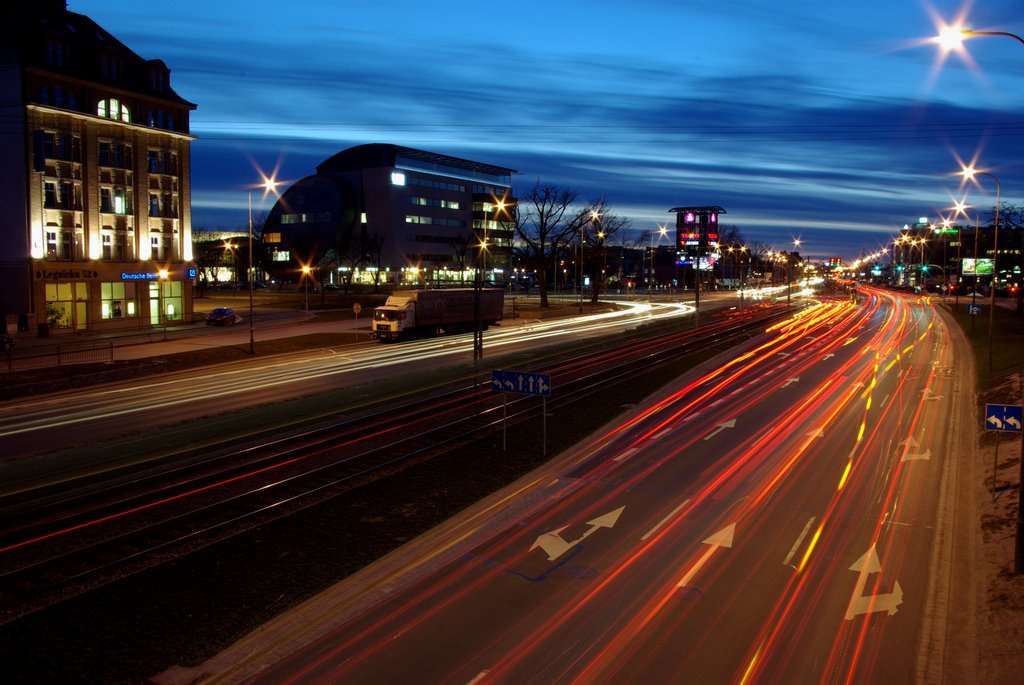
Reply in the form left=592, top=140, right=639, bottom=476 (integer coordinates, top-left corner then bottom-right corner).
left=0, top=341, right=114, bottom=373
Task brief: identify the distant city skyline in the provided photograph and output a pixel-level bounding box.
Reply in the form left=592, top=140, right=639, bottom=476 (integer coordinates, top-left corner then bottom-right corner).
left=75, top=0, right=1023, bottom=261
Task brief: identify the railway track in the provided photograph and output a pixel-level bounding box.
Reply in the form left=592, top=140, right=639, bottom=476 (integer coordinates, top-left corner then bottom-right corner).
left=0, top=302, right=800, bottom=620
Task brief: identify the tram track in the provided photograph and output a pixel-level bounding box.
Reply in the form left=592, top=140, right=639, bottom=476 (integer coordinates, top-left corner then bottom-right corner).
left=0, top=302, right=800, bottom=621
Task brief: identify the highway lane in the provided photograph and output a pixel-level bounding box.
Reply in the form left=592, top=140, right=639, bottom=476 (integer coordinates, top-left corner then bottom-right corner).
left=0, top=300, right=697, bottom=458
left=221, top=290, right=971, bottom=684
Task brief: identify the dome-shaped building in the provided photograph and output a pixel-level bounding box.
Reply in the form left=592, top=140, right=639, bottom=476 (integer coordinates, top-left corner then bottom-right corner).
left=263, top=144, right=515, bottom=287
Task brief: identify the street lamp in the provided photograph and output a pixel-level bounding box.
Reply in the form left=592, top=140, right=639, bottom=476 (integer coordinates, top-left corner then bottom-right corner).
left=649, top=225, right=668, bottom=293
left=301, top=265, right=311, bottom=311
left=580, top=211, right=599, bottom=314
left=938, top=25, right=1024, bottom=49
left=247, top=175, right=278, bottom=355
left=961, top=165, right=1000, bottom=373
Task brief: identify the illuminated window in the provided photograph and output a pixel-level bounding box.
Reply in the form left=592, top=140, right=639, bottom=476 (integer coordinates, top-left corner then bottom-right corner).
left=391, top=172, right=406, bottom=186
left=96, top=98, right=130, bottom=122
left=101, top=282, right=134, bottom=319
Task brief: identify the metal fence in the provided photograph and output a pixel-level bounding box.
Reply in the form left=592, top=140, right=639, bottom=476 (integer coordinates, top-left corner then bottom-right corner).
left=0, top=341, right=114, bottom=373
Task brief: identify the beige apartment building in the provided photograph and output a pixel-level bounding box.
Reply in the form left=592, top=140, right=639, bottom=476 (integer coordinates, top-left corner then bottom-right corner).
left=0, top=1, right=196, bottom=336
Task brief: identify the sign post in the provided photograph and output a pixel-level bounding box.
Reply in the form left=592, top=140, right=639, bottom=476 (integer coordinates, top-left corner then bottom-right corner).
left=985, top=403, right=1024, bottom=573
left=492, top=369, right=552, bottom=456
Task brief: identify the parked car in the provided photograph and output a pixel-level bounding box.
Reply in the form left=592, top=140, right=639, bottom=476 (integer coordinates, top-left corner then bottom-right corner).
left=1, top=335, right=13, bottom=352
left=206, top=307, right=240, bottom=325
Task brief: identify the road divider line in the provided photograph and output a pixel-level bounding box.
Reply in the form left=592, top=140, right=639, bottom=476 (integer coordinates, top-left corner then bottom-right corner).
left=783, top=515, right=817, bottom=568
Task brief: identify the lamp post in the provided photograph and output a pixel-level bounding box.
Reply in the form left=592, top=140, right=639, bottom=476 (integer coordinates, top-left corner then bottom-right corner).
left=246, top=192, right=255, bottom=354
left=301, top=265, right=311, bottom=311
left=649, top=225, right=668, bottom=293
left=247, top=176, right=278, bottom=355
left=961, top=165, right=1000, bottom=373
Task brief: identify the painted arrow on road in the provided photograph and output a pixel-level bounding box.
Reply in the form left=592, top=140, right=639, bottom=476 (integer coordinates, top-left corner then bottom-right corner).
left=844, top=545, right=904, bottom=619
left=677, top=523, right=736, bottom=588
left=703, top=419, right=736, bottom=441
left=530, top=506, right=625, bottom=561
left=782, top=377, right=799, bottom=388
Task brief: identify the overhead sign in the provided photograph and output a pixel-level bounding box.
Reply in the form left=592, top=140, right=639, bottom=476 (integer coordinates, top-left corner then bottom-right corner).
left=985, top=404, right=1023, bottom=432
left=492, top=369, right=551, bottom=397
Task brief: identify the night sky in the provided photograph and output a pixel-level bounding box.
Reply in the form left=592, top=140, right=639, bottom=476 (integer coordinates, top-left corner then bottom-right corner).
left=74, top=0, right=1023, bottom=261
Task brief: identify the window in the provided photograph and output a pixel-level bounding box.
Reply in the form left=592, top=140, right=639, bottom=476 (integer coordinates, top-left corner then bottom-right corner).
left=391, top=172, right=406, bottom=186
left=45, top=38, right=67, bottom=66
left=151, top=234, right=165, bottom=260
left=97, top=98, right=130, bottom=122
left=44, top=282, right=86, bottom=329
left=101, top=54, right=122, bottom=81
left=150, top=194, right=160, bottom=217
left=101, top=282, right=134, bottom=319
left=149, top=67, right=167, bottom=92
left=98, top=142, right=132, bottom=169
left=113, top=189, right=127, bottom=215
left=161, top=280, right=183, bottom=321
left=148, top=150, right=159, bottom=173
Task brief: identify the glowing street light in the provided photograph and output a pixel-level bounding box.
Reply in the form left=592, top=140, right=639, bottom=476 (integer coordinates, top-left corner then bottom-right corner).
left=301, top=264, right=312, bottom=311
left=938, top=24, right=1024, bottom=50
left=960, top=164, right=1001, bottom=373
left=247, top=175, right=279, bottom=354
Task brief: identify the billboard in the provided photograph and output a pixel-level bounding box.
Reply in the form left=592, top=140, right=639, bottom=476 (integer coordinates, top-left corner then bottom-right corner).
left=962, top=258, right=994, bottom=275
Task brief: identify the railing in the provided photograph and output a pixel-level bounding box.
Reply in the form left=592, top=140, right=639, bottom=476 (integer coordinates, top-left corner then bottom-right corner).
left=0, top=341, right=114, bottom=373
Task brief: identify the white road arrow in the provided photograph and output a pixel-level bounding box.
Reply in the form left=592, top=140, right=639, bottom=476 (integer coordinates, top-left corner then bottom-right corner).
left=844, top=545, right=904, bottom=619
left=703, top=419, right=736, bottom=441
left=782, top=377, right=800, bottom=388
left=530, top=506, right=625, bottom=561
left=902, top=448, right=932, bottom=462
left=824, top=353, right=836, bottom=360
left=677, top=523, right=736, bottom=588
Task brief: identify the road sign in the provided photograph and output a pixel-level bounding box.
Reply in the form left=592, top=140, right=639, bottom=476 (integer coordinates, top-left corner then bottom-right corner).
left=491, top=369, right=551, bottom=397
left=966, top=303, right=982, bottom=315
left=985, top=404, right=1023, bottom=432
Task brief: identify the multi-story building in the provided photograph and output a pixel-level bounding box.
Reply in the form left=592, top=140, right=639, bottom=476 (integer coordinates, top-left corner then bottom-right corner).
left=263, top=144, right=516, bottom=287
left=0, top=1, right=196, bottom=336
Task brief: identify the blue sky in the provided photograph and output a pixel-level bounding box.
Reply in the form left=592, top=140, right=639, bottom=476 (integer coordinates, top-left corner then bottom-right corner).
left=75, top=0, right=1023, bottom=260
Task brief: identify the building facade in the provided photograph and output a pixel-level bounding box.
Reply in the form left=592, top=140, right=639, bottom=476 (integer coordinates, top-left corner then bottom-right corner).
left=0, top=1, right=196, bottom=336
left=263, top=144, right=516, bottom=287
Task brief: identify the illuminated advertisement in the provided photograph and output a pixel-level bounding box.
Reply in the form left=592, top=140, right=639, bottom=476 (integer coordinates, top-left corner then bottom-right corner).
left=962, top=258, right=994, bottom=275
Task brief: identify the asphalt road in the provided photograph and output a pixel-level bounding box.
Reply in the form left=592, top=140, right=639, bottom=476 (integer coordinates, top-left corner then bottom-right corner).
left=186, top=289, right=974, bottom=684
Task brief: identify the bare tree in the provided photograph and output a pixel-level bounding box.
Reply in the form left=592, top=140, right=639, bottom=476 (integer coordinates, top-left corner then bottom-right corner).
left=364, top=232, right=386, bottom=292
left=448, top=232, right=474, bottom=285
left=513, top=181, right=588, bottom=307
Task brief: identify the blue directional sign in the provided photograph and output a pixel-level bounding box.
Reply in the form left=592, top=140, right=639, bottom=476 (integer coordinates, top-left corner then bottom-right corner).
left=966, top=303, right=982, bottom=315
left=492, top=369, right=552, bottom=397
left=985, top=404, right=1023, bottom=433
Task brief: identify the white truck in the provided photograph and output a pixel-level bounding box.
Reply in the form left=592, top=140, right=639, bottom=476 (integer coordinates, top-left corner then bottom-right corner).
left=372, top=288, right=504, bottom=341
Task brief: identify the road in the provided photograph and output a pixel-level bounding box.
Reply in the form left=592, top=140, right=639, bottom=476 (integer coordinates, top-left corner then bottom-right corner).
left=193, top=289, right=973, bottom=684
left=0, top=299, right=698, bottom=458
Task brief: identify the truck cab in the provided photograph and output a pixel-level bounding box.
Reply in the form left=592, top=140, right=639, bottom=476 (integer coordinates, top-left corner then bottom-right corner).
left=372, top=296, right=415, bottom=341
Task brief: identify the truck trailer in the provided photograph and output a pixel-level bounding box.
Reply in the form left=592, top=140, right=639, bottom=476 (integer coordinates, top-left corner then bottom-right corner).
left=372, top=288, right=504, bottom=341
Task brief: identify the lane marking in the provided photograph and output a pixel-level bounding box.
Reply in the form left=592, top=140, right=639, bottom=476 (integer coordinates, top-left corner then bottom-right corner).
left=783, top=515, right=817, bottom=568
left=641, top=498, right=691, bottom=541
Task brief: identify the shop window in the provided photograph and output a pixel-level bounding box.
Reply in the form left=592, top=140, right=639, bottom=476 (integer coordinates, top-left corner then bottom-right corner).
left=101, top=281, right=135, bottom=319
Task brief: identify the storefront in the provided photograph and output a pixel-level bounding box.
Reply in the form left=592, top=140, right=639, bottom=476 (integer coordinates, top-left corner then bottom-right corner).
left=32, top=262, right=195, bottom=335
